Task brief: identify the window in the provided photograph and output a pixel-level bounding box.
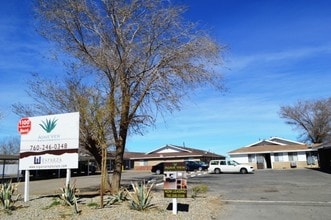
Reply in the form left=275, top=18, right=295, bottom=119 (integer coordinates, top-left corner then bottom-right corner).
left=288, top=152, right=298, bottom=161
left=257, top=155, right=264, bottom=164
left=220, top=160, right=226, bottom=165
left=274, top=153, right=283, bottom=162
left=139, top=160, right=147, bottom=166
left=306, top=151, right=318, bottom=165
left=210, top=160, right=219, bottom=165
left=248, top=154, right=256, bottom=163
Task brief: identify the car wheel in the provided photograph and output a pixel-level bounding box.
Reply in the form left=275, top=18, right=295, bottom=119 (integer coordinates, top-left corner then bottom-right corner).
left=240, top=168, right=248, bottom=174
left=156, top=169, right=161, bottom=175
left=198, top=167, right=202, bottom=171
left=215, top=168, right=221, bottom=174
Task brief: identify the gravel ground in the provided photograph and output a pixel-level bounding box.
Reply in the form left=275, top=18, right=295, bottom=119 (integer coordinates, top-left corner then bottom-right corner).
left=0, top=189, right=223, bottom=219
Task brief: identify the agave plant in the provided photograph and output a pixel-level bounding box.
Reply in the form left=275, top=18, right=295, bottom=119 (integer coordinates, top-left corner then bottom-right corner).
left=59, top=182, right=80, bottom=214
left=126, top=181, right=154, bottom=211
left=106, top=189, right=128, bottom=206
left=39, top=118, right=58, bottom=133
left=0, top=181, right=20, bottom=213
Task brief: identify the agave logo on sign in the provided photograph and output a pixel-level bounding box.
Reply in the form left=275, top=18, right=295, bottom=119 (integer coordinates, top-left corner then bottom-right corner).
left=39, top=118, right=58, bottom=133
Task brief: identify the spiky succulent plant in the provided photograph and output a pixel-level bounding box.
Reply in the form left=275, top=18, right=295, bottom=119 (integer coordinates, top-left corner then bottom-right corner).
left=126, top=181, right=154, bottom=211
left=59, top=182, right=80, bottom=214
left=106, top=189, right=128, bottom=206
left=0, top=181, right=20, bottom=213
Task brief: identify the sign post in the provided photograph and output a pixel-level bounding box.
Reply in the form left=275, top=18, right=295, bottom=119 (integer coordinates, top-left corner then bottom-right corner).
left=18, top=112, right=80, bottom=201
left=24, top=170, right=29, bottom=202
left=163, top=162, right=187, bottom=214
left=66, top=168, right=71, bottom=186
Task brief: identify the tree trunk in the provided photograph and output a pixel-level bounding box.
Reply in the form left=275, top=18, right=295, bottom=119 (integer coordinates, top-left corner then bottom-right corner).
left=100, top=144, right=112, bottom=207
left=111, top=141, right=125, bottom=194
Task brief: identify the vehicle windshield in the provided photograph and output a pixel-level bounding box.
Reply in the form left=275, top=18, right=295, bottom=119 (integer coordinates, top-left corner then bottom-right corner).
left=233, top=160, right=240, bottom=165
left=228, top=160, right=240, bottom=165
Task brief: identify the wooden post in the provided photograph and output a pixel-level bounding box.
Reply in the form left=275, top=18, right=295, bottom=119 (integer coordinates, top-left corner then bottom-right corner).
left=100, top=146, right=107, bottom=208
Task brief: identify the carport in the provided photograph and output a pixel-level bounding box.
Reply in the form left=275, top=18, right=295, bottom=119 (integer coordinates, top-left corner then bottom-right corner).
left=0, top=154, right=20, bottom=182
left=318, top=144, right=331, bottom=172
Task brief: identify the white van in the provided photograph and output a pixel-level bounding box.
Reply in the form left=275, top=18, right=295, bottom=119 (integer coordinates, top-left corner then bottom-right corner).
left=208, top=159, right=254, bottom=174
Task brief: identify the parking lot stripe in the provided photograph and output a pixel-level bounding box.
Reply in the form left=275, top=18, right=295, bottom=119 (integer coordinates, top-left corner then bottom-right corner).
left=223, top=199, right=331, bottom=206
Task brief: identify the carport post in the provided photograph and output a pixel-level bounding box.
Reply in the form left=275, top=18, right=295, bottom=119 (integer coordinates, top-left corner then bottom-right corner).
left=2, top=159, right=5, bottom=180
left=172, top=198, right=177, bottom=214
left=24, top=170, right=30, bottom=202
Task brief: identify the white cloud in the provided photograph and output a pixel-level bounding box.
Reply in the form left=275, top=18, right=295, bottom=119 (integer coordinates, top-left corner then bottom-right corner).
left=229, top=44, right=331, bottom=71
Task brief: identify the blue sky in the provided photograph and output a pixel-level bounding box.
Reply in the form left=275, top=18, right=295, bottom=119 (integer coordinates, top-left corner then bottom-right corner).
left=0, top=0, right=331, bottom=156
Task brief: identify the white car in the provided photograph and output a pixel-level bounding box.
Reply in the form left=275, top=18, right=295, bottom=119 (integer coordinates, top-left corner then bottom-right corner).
left=208, top=160, right=254, bottom=174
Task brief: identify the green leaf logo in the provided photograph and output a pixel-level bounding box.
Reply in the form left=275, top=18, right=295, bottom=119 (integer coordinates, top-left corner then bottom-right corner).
left=39, top=118, right=58, bottom=133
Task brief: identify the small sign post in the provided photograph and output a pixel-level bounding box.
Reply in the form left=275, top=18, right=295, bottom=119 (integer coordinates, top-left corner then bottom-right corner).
left=163, top=162, right=187, bottom=214
left=24, top=170, right=29, bottom=202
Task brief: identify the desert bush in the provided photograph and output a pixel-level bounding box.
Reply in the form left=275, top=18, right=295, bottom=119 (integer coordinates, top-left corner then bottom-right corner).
left=191, top=184, right=208, bottom=198
left=42, top=198, right=61, bottom=210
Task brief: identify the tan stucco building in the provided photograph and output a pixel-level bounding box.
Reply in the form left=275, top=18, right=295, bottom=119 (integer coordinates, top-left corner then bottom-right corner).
left=228, top=137, right=321, bottom=170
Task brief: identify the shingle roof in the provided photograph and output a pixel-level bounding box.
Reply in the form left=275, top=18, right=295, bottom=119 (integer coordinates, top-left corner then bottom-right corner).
left=106, top=151, right=145, bottom=159
left=228, top=143, right=321, bottom=155
left=241, top=136, right=305, bottom=148
left=129, top=144, right=225, bottom=159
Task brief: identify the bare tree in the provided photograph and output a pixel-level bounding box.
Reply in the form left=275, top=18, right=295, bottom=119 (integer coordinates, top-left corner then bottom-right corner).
left=34, top=0, right=225, bottom=193
left=0, top=137, right=20, bottom=155
left=13, top=70, right=113, bottom=188
left=279, top=98, right=331, bottom=143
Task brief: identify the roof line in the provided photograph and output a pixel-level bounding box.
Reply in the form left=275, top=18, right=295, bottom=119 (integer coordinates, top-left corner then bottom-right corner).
left=145, top=144, right=192, bottom=155
left=242, top=137, right=304, bottom=148
left=229, top=148, right=317, bottom=155
left=269, top=136, right=305, bottom=145
left=130, top=154, right=211, bottom=160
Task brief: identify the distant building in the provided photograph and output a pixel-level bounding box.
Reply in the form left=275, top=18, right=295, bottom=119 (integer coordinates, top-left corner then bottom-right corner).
left=228, top=137, right=321, bottom=170
left=130, top=144, right=225, bottom=171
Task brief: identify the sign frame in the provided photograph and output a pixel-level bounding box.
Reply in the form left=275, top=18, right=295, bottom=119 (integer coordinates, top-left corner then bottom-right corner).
left=163, top=162, right=187, bottom=198
left=19, top=112, right=80, bottom=171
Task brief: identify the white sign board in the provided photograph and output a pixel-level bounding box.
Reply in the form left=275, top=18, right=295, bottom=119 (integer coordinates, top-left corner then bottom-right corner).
left=19, top=112, right=80, bottom=170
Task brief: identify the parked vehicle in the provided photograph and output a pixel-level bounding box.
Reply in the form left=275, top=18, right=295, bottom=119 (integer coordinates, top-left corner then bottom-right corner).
left=196, top=161, right=209, bottom=168
left=151, top=162, right=164, bottom=174
left=185, top=161, right=208, bottom=171
left=208, top=159, right=254, bottom=174
left=151, top=161, right=208, bottom=174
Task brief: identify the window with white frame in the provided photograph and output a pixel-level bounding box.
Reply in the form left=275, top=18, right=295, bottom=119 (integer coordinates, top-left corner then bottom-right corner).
left=288, top=152, right=298, bottom=161
left=248, top=154, right=256, bottom=163
left=139, top=160, right=148, bottom=166
left=274, top=153, right=283, bottom=162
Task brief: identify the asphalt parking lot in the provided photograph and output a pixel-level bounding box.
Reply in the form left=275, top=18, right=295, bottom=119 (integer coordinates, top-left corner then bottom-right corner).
left=17, top=168, right=331, bottom=219
left=189, top=168, right=331, bottom=220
